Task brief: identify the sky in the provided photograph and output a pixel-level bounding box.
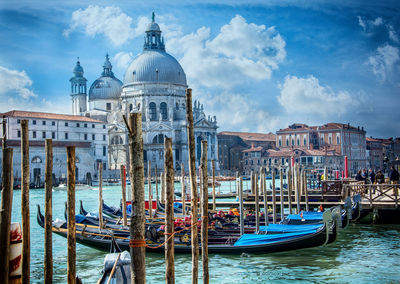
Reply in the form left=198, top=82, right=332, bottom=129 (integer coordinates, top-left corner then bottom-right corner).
left=0, top=0, right=399, bottom=138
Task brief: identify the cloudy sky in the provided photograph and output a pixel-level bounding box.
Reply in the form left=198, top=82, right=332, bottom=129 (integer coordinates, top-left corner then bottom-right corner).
left=1, top=0, right=399, bottom=137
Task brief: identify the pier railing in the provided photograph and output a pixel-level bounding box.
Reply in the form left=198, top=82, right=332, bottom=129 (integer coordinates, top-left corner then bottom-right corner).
left=344, top=183, right=399, bottom=208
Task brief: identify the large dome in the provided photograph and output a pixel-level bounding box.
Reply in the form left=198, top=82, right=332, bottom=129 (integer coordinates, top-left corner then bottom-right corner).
left=124, top=50, right=187, bottom=86
left=89, top=54, right=123, bottom=101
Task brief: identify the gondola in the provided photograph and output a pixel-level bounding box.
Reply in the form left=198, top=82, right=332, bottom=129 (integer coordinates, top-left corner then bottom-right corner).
left=37, top=204, right=332, bottom=254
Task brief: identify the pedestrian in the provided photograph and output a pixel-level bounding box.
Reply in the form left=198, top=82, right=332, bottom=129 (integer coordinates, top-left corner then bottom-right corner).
left=389, top=166, right=399, bottom=195
left=369, top=169, right=375, bottom=184
left=375, top=170, right=385, bottom=184
left=355, top=170, right=363, bottom=182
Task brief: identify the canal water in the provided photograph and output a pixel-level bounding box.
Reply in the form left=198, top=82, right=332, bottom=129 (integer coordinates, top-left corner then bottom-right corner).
left=3, top=181, right=400, bottom=283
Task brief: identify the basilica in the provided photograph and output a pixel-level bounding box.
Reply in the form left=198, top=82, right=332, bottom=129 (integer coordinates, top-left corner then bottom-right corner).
left=70, top=14, right=218, bottom=172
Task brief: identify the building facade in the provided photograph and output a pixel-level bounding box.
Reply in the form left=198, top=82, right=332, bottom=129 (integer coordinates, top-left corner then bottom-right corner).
left=0, top=110, right=108, bottom=185
left=69, top=14, right=218, bottom=172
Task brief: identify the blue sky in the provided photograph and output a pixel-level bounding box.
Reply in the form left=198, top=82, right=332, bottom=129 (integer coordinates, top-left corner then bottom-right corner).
left=0, top=0, right=399, bottom=137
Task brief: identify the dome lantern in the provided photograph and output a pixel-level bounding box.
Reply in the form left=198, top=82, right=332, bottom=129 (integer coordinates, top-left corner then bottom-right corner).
left=102, top=53, right=114, bottom=77
left=144, top=12, right=165, bottom=52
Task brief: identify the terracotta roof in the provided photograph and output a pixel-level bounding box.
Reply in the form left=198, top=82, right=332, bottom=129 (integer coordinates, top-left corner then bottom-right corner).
left=242, top=146, right=263, bottom=153
left=278, top=122, right=364, bottom=132
left=218, top=131, right=276, bottom=142
left=265, top=148, right=339, bottom=157
left=366, top=137, right=381, bottom=142
left=1, top=110, right=104, bottom=123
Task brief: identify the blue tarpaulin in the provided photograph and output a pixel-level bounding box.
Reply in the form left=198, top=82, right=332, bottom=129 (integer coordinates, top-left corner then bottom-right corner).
left=259, top=223, right=323, bottom=233
left=75, top=214, right=86, bottom=223
left=234, top=230, right=317, bottom=247
left=285, top=212, right=323, bottom=220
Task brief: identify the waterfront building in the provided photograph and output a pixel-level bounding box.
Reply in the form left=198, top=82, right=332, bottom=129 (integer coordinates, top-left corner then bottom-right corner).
left=70, top=13, right=218, bottom=171
left=217, top=131, right=276, bottom=174
left=242, top=146, right=342, bottom=176
left=366, top=137, right=384, bottom=170
left=276, top=123, right=367, bottom=175
left=0, top=110, right=108, bottom=185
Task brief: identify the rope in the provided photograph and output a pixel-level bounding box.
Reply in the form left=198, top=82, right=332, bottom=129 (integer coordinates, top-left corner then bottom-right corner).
left=129, top=239, right=147, bottom=248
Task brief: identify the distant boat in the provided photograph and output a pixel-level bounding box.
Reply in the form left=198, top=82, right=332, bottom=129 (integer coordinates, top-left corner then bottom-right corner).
left=53, top=184, right=92, bottom=190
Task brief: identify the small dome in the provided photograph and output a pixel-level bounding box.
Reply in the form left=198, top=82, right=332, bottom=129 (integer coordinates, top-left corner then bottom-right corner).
left=124, top=50, right=187, bottom=86
left=89, top=76, right=122, bottom=101
left=146, top=22, right=160, bottom=32
left=73, top=60, right=84, bottom=77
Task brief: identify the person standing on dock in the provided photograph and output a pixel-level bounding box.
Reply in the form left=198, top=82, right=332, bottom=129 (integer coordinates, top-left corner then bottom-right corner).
left=369, top=169, right=375, bottom=184
left=390, top=166, right=399, bottom=184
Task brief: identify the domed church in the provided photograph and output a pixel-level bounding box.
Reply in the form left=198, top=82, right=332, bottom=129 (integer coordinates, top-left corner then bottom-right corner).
left=70, top=13, right=218, bottom=172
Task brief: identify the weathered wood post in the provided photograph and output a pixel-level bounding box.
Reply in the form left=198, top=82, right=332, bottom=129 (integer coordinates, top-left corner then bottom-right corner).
left=212, top=160, right=216, bottom=212
left=181, top=163, right=186, bottom=214
left=296, top=166, right=301, bottom=214
left=288, top=167, right=292, bottom=214
left=186, top=88, right=199, bottom=284
left=201, top=140, right=209, bottom=284
left=304, top=171, right=309, bottom=212
left=250, top=170, right=254, bottom=194
left=255, top=173, right=260, bottom=233
left=280, top=169, right=284, bottom=221
left=120, top=165, right=127, bottom=226
left=239, top=175, right=244, bottom=236
left=261, top=168, right=268, bottom=226
left=21, top=120, right=30, bottom=284
left=124, top=112, right=146, bottom=283
left=44, top=139, right=53, bottom=283
left=148, top=160, right=152, bottom=219
left=161, top=172, right=166, bottom=205
left=164, top=138, right=175, bottom=284
left=2, top=116, right=6, bottom=148
left=98, top=163, right=104, bottom=229
left=272, top=170, right=277, bottom=224
left=67, top=146, right=76, bottom=284
left=0, top=148, right=13, bottom=284
left=155, top=166, right=159, bottom=204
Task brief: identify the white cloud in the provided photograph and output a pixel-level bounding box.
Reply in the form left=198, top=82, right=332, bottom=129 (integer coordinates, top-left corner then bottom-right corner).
left=113, top=52, right=133, bottom=70
left=63, top=5, right=137, bottom=46
left=278, top=75, right=358, bottom=117
left=387, top=25, right=399, bottom=43
left=367, top=44, right=400, bottom=81
left=0, top=66, right=36, bottom=99
left=168, top=15, right=286, bottom=89
left=358, top=16, right=383, bottom=35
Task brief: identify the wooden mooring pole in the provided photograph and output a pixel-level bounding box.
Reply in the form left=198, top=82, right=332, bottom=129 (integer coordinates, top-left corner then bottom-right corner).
left=125, top=112, right=146, bottom=283
left=165, top=138, right=175, bottom=284
left=181, top=163, right=186, bottom=215
left=201, top=140, right=209, bottom=284
left=120, top=165, right=127, bottom=226
left=255, top=173, right=260, bottom=233
left=212, top=160, right=216, bottom=212
left=304, top=171, right=309, bottom=212
left=280, top=169, right=284, bottom=221
left=155, top=165, right=159, bottom=205
left=67, top=146, right=76, bottom=284
left=161, top=172, right=165, bottom=205
left=98, top=163, right=104, bottom=229
left=272, top=170, right=276, bottom=224
left=44, top=139, right=53, bottom=283
left=296, top=166, right=301, bottom=214
left=239, top=175, right=244, bottom=236
left=186, top=88, right=199, bottom=284
left=148, top=160, right=152, bottom=219
left=288, top=167, right=292, bottom=214
left=261, top=168, right=268, bottom=226
left=21, top=120, right=30, bottom=284
left=0, top=148, right=13, bottom=284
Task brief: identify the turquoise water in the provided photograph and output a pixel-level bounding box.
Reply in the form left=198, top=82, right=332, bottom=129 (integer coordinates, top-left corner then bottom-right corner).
left=3, top=182, right=400, bottom=283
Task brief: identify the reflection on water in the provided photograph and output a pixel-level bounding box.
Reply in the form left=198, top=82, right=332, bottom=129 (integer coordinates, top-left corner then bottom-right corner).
left=3, top=185, right=400, bottom=283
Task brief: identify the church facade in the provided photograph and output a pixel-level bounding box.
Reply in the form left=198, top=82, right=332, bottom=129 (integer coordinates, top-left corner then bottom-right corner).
left=70, top=14, right=218, bottom=172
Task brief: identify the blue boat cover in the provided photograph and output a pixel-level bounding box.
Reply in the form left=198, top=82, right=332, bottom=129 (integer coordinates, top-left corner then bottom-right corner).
left=285, top=212, right=323, bottom=220
left=259, top=223, right=323, bottom=233
left=234, top=230, right=318, bottom=246
left=75, top=214, right=86, bottom=223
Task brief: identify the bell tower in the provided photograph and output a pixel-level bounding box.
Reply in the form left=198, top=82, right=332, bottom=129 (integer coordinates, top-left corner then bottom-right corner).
left=70, top=58, right=88, bottom=115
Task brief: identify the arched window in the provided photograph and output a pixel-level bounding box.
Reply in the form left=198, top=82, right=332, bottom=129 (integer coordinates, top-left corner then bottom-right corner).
left=176, top=102, right=179, bottom=110
left=129, top=104, right=133, bottom=112
left=152, top=134, right=166, bottom=144
left=111, top=135, right=123, bottom=145
left=160, top=102, right=168, bottom=120
left=149, top=102, right=157, bottom=120
left=32, top=156, right=42, bottom=163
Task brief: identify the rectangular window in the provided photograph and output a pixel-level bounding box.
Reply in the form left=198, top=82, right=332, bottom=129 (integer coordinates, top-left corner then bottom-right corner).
left=52, top=132, right=55, bottom=139
left=257, top=160, right=260, bottom=165
left=52, top=121, right=55, bottom=126
left=92, top=124, right=95, bottom=128
left=286, top=138, right=289, bottom=146
left=84, top=123, right=87, bottom=128
left=281, top=158, right=285, bottom=164
left=65, top=122, right=68, bottom=127
left=103, top=125, right=106, bottom=129
left=245, top=160, right=248, bottom=165
left=42, top=121, right=46, bottom=125
left=17, top=119, right=20, bottom=124
left=297, top=138, right=300, bottom=146
left=33, top=120, right=37, bottom=125
left=279, top=140, right=282, bottom=146
left=304, top=138, right=307, bottom=145
left=65, top=133, right=68, bottom=140
left=103, top=146, right=106, bottom=156
left=17, top=130, right=21, bottom=137
left=336, top=135, right=340, bottom=144
left=175, top=149, right=180, bottom=161
left=251, top=160, right=253, bottom=165
left=103, top=134, right=106, bottom=141
left=84, top=134, right=87, bottom=140
left=92, top=134, right=95, bottom=140
left=103, top=163, right=106, bottom=170
left=106, top=103, right=111, bottom=111
left=76, top=123, right=80, bottom=127
left=33, top=131, right=36, bottom=138
left=42, top=132, right=46, bottom=139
